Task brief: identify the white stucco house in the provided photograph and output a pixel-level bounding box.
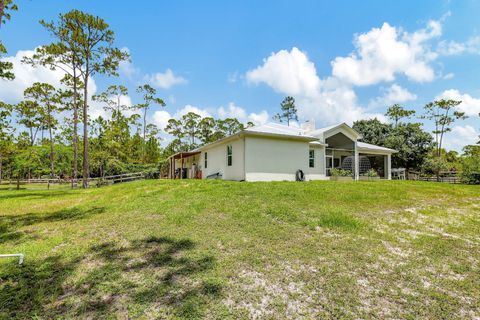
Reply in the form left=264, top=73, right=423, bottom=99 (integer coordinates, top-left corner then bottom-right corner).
left=167, top=121, right=397, bottom=182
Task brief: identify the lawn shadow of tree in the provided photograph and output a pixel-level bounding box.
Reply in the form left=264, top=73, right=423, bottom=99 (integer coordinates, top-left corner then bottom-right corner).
left=0, top=236, right=220, bottom=319
left=0, top=206, right=105, bottom=244
left=0, top=190, right=77, bottom=201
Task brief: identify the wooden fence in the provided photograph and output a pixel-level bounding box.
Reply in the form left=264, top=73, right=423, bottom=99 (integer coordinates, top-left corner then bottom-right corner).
left=407, top=171, right=463, bottom=184
left=0, top=172, right=145, bottom=190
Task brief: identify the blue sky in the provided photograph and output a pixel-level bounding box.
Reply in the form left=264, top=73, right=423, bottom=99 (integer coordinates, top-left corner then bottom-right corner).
left=1, top=0, right=479, bottom=151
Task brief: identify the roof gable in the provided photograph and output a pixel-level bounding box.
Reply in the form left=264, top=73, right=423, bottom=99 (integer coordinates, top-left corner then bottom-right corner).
left=310, top=123, right=362, bottom=142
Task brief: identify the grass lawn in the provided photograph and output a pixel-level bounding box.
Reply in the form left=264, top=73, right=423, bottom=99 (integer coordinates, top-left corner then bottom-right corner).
left=0, top=180, right=479, bottom=319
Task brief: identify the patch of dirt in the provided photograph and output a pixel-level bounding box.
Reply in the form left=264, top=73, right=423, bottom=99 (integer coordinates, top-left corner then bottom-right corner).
left=223, top=265, right=324, bottom=319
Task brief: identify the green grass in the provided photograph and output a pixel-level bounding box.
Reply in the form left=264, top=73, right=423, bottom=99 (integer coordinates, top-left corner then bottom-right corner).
left=0, top=180, right=479, bottom=319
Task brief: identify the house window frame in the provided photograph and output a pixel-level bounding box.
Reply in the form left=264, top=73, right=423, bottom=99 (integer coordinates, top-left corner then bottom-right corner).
left=309, top=149, right=315, bottom=168
left=204, top=152, right=208, bottom=169
left=227, top=145, right=232, bottom=166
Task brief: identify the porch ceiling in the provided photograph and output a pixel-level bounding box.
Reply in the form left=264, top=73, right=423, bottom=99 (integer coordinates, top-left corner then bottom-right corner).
left=325, top=132, right=355, bottom=150
left=169, top=151, right=201, bottom=160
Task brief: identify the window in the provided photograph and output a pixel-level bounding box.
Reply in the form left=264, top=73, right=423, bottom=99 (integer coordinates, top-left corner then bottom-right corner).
left=309, top=149, right=315, bottom=168
left=204, top=152, right=208, bottom=169
left=227, top=145, right=232, bottom=166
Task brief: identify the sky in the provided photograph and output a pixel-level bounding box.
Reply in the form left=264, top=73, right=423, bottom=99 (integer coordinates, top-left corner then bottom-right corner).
left=1, top=0, right=480, bottom=151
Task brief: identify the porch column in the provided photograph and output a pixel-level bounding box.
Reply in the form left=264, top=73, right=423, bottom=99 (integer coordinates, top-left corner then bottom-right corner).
left=180, top=155, right=184, bottom=180
left=385, top=154, right=392, bottom=180
left=354, top=142, right=359, bottom=181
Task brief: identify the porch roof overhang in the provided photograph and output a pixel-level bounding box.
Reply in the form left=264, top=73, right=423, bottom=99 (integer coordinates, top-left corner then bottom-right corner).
left=357, top=142, right=397, bottom=155
left=168, top=151, right=201, bottom=160
left=309, top=141, right=328, bottom=147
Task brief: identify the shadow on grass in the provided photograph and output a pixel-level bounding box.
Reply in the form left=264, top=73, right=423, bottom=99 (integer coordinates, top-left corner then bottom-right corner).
left=0, top=236, right=220, bottom=319
left=0, top=207, right=105, bottom=244
left=0, top=190, right=76, bottom=201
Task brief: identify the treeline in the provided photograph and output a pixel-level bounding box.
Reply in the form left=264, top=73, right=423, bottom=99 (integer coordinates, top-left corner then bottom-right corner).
left=353, top=103, right=480, bottom=183
left=0, top=7, right=252, bottom=186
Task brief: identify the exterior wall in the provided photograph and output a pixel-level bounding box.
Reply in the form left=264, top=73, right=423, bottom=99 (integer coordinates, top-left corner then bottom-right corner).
left=244, top=136, right=314, bottom=182
left=200, top=137, right=245, bottom=181
left=305, top=144, right=327, bottom=180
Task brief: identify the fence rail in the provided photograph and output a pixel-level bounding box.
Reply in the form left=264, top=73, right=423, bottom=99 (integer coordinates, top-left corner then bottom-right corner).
left=0, top=172, right=145, bottom=190
left=407, top=171, right=463, bottom=184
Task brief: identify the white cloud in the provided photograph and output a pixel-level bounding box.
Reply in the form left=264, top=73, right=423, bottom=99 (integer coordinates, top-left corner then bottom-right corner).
left=246, top=47, right=321, bottom=97
left=146, top=69, right=188, bottom=89
left=0, top=49, right=68, bottom=103
left=244, top=18, right=451, bottom=125
left=443, top=125, right=480, bottom=152
left=245, top=47, right=385, bottom=125
left=436, top=89, right=480, bottom=116
left=0, top=48, right=100, bottom=123
left=331, top=21, right=441, bottom=86
left=174, top=104, right=211, bottom=118
left=437, top=36, right=480, bottom=56
left=152, top=110, right=172, bottom=130
left=369, top=84, right=417, bottom=108
left=118, top=47, right=139, bottom=78
left=217, top=102, right=247, bottom=119
left=217, top=102, right=270, bottom=125
left=443, top=72, right=454, bottom=80
left=247, top=110, right=269, bottom=125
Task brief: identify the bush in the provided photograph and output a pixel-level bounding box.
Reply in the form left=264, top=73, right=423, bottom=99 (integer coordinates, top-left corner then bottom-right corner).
left=330, top=168, right=352, bottom=177
left=366, top=169, right=378, bottom=177
left=460, top=156, right=480, bottom=184
left=421, top=156, right=449, bottom=175
left=143, top=167, right=160, bottom=179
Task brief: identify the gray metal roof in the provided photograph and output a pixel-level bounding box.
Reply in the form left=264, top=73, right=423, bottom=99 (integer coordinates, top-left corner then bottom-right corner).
left=357, top=141, right=397, bottom=153
left=244, top=122, right=318, bottom=140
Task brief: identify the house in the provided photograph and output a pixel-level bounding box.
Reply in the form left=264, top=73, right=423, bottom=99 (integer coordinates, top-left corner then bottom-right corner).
left=167, top=121, right=397, bottom=181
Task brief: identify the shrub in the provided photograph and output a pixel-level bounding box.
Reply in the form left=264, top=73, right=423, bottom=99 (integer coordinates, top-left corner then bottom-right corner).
left=366, top=169, right=378, bottom=177
left=460, top=156, right=480, bottom=184
left=143, top=167, right=160, bottom=179
left=330, top=168, right=352, bottom=177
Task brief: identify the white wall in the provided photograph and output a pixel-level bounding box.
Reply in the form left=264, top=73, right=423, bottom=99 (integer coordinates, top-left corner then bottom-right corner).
left=305, top=144, right=327, bottom=180
left=201, top=137, right=245, bottom=180
left=244, top=136, right=313, bottom=182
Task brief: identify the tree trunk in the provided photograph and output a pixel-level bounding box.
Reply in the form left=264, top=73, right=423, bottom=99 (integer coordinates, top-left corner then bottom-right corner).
left=72, top=67, right=79, bottom=187
left=29, top=127, right=34, bottom=145
left=142, top=107, right=147, bottom=163
left=48, top=108, right=54, bottom=179
left=82, top=73, right=89, bottom=188
left=0, top=0, right=4, bottom=29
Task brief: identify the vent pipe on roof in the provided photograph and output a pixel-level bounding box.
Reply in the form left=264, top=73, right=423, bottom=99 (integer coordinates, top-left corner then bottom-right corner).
left=300, top=119, right=315, bottom=132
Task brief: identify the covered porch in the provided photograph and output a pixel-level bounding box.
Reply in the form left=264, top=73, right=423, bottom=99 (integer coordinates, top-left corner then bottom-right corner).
left=324, top=130, right=394, bottom=180
left=167, top=151, right=201, bottom=179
